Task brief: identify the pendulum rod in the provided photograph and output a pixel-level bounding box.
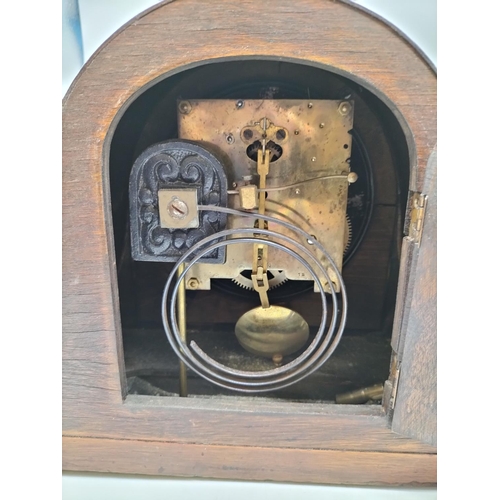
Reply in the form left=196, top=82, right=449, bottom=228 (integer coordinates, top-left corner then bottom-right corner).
left=251, top=141, right=271, bottom=309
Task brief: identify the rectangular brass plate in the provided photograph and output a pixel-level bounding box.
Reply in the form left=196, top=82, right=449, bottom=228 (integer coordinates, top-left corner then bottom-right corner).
left=158, top=189, right=199, bottom=229
left=239, top=184, right=258, bottom=210
left=178, top=99, right=354, bottom=291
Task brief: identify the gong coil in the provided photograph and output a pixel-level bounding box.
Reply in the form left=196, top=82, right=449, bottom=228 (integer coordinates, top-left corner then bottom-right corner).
left=161, top=206, right=348, bottom=392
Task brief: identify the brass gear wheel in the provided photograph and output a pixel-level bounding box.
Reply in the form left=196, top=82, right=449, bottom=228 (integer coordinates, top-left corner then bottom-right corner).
left=232, top=269, right=288, bottom=291
left=247, top=141, right=283, bottom=162
left=344, top=214, right=352, bottom=256
left=231, top=216, right=352, bottom=290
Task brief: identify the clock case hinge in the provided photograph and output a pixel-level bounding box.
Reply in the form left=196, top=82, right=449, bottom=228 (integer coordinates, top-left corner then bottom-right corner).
left=383, top=354, right=401, bottom=411
left=389, top=364, right=400, bottom=410
left=405, top=191, right=428, bottom=246
left=384, top=190, right=427, bottom=412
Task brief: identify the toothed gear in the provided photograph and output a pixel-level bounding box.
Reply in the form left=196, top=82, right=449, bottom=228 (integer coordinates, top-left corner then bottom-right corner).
left=232, top=269, right=288, bottom=290
left=247, top=142, right=282, bottom=161
left=344, top=215, right=353, bottom=255
left=231, top=217, right=351, bottom=291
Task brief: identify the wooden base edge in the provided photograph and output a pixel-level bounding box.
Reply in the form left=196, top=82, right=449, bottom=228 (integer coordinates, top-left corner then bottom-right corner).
left=63, top=436, right=436, bottom=486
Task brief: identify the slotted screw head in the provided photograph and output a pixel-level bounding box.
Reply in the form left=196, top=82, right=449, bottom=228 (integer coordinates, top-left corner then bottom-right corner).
left=167, top=197, right=189, bottom=219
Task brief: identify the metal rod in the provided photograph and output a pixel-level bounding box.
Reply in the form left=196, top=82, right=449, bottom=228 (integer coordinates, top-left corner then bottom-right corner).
left=251, top=148, right=271, bottom=309
left=335, top=384, right=384, bottom=404
left=177, top=262, right=188, bottom=397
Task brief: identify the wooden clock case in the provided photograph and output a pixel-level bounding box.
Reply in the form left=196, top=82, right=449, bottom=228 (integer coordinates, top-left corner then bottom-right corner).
left=62, top=0, right=436, bottom=485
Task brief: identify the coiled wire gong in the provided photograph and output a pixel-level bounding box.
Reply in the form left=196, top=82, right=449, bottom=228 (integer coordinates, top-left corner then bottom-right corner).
left=161, top=206, right=348, bottom=392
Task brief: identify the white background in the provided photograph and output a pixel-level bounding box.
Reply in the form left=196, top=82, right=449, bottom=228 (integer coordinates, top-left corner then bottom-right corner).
left=3, top=0, right=492, bottom=498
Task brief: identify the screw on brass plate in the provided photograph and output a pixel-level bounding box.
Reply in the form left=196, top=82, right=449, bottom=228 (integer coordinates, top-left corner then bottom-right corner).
left=319, top=123, right=325, bottom=128
left=295, top=188, right=301, bottom=195
left=308, top=102, right=313, bottom=108
left=167, top=197, right=189, bottom=219
left=188, top=278, right=199, bottom=289
left=226, top=134, right=234, bottom=144
left=311, top=157, right=316, bottom=162
left=236, top=100, right=244, bottom=109
left=294, top=129, right=300, bottom=135
left=178, top=101, right=192, bottom=115
left=338, top=101, right=351, bottom=116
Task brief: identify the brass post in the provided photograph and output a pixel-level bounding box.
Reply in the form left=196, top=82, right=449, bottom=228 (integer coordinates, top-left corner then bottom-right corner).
left=335, top=383, right=384, bottom=404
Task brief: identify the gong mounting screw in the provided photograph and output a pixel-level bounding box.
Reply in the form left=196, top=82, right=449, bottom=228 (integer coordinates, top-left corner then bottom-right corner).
left=167, top=197, right=189, bottom=219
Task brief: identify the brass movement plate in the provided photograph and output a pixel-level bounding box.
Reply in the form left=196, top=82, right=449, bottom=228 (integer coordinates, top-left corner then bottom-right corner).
left=178, top=99, right=354, bottom=291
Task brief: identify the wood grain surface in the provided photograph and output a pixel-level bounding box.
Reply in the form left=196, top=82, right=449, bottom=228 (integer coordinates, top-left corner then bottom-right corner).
left=62, top=0, right=436, bottom=484
left=63, top=436, right=437, bottom=486
left=392, top=149, right=437, bottom=446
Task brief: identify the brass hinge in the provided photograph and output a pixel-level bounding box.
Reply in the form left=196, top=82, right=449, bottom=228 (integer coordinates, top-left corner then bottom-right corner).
left=389, top=366, right=401, bottom=410
left=408, top=192, right=428, bottom=246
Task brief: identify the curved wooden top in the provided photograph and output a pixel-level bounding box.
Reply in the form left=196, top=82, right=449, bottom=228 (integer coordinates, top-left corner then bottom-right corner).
left=63, top=0, right=436, bottom=187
